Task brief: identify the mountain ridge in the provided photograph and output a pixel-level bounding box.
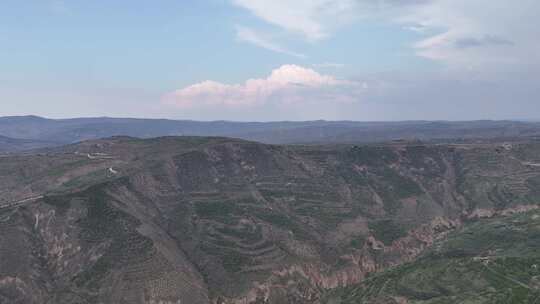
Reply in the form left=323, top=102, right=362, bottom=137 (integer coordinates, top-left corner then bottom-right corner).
left=2, top=136, right=540, bottom=303
left=0, top=134, right=59, bottom=153
left=2, top=116, right=540, bottom=150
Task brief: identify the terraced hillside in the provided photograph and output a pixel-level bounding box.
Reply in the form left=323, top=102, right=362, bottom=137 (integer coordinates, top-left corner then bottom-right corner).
left=1, top=136, right=540, bottom=303
left=330, top=209, right=540, bottom=303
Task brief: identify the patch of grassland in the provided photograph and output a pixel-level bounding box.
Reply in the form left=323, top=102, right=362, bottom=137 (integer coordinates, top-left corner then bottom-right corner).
left=369, top=220, right=408, bottom=246
left=70, top=181, right=154, bottom=289
left=331, top=210, right=540, bottom=304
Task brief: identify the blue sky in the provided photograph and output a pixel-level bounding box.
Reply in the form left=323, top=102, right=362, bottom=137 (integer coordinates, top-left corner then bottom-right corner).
left=1, top=0, right=539, bottom=121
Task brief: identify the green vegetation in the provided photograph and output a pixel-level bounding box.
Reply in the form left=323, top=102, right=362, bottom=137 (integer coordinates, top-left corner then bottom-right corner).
left=376, top=168, right=423, bottom=199
left=258, top=188, right=295, bottom=199
left=221, top=251, right=250, bottom=273
left=194, top=200, right=246, bottom=224
left=527, top=175, right=540, bottom=201
left=199, top=241, right=252, bottom=274
left=338, top=164, right=370, bottom=186
left=77, top=184, right=128, bottom=242
left=295, top=204, right=358, bottom=228
left=349, top=237, right=366, bottom=249
left=58, top=169, right=112, bottom=191
left=43, top=194, right=73, bottom=215
left=72, top=182, right=154, bottom=289
left=338, top=257, right=540, bottom=303
left=45, top=159, right=90, bottom=177
left=195, top=201, right=240, bottom=218
left=404, top=146, right=447, bottom=177
left=5, top=136, right=540, bottom=303
left=333, top=210, right=540, bottom=303
left=254, top=210, right=294, bottom=229
left=364, top=167, right=425, bottom=215
left=346, top=146, right=398, bottom=166
left=369, top=220, right=407, bottom=246
left=216, top=226, right=262, bottom=243
left=488, top=184, right=518, bottom=210
left=253, top=209, right=312, bottom=240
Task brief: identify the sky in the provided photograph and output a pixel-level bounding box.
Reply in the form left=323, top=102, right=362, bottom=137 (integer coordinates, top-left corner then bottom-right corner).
left=1, top=0, right=539, bottom=121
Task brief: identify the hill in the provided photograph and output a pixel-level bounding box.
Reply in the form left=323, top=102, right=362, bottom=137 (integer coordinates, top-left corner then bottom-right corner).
left=1, top=136, right=540, bottom=303
left=0, top=134, right=59, bottom=153
left=330, top=209, right=540, bottom=303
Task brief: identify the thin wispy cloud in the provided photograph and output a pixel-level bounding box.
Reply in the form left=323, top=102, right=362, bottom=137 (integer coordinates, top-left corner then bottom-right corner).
left=235, top=26, right=306, bottom=58
left=453, top=35, right=513, bottom=49
left=232, top=0, right=540, bottom=71
left=397, top=0, right=540, bottom=70
left=231, top=0, right=361, bottom=41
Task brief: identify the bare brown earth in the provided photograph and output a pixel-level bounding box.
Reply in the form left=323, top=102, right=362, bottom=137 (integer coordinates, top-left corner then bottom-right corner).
left=1, top=136, right=540, bottom=303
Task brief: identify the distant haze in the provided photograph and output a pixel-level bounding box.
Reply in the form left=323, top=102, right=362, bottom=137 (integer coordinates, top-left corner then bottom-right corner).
left=1, top=116, right=540, bottom=153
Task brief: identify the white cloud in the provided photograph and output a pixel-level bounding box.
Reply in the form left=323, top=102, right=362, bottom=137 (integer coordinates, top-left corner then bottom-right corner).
left=161, top=0, right=540, bottom=120
left=231, top=0, right=361, bottom=41
left=163, top=65, right=365, bottom=110
left=236, top=26, right=306, bottom=58
left=396, top=0, right=540, bottom=70
left=232, top=0, right=540, bottom=71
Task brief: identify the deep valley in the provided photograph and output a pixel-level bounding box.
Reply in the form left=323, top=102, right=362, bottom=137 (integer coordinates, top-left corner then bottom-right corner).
left=2, top=136, right=540, bottom=303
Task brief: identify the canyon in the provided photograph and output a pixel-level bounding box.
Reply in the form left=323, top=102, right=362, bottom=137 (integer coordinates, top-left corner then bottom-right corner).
left=1, top=136, right=540, bottom=303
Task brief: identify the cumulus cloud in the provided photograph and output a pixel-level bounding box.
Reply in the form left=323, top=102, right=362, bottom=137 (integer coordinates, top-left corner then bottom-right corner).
left=162, top=0, right=540, bottom=120
left=236, top=26, right=306, bottom=58
left=163, top=65, right=365, bottom=110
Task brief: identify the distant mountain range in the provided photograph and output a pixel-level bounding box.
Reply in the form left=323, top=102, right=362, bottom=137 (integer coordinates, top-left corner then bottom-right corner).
left=0, top=134, right=58, bottom=153
left=1, top=115, right=540, bottom=152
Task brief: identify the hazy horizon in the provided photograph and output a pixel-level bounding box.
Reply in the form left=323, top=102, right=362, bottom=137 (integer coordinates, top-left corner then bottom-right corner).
left=2, top=114, right=540, bottom=124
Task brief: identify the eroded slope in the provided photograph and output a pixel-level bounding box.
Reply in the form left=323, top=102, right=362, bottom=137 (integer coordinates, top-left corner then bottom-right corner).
left=1, top=137, right=540, bottom=303
left=331, top=209, right=540, bottom=303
